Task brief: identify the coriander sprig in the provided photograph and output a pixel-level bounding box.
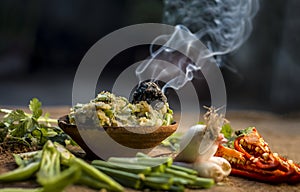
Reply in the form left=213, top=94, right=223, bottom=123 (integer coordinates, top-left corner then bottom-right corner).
left=0, top=98, right=72, bottom=148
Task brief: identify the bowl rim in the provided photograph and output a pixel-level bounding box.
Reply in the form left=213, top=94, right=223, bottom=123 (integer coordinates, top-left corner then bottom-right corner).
left=58, top=115, right=177, bottom=131
left=58, top=115, right=178, bottom=151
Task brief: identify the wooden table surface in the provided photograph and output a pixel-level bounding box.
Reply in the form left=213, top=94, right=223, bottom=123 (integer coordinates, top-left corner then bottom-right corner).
left=1, top=106, right=300, bottom=192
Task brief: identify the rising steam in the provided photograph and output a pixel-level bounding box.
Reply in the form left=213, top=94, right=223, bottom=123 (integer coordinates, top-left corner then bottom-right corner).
left=136, top=0, right=259, bottom=91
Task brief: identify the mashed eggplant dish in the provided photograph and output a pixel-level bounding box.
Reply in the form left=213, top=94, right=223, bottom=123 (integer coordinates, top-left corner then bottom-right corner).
left=69, top=82, right=173, bottom=127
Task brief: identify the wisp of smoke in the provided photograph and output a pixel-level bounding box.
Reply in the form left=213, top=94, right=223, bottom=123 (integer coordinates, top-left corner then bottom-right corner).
left=136, top=25, right=214, bottom=92
left=163, top=0, right=259, bottom=65
left=136, top=0, right=259, bottom=92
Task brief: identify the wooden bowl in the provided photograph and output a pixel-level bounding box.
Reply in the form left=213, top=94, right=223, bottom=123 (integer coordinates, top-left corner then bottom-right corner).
left=58, top=115, right=178, bottom=156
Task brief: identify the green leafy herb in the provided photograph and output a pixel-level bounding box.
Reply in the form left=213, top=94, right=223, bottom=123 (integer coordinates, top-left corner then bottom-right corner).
left=235, top=126, right=255, bottom=137
left=0, top=98, right=73, bottom=149
left=220, top=125, right=256, bottom=149
left=29, top=98, right=43, bottom=119
left=220, top=122, right=236, bottom=148
left=220, top=123, right=233, bottom=140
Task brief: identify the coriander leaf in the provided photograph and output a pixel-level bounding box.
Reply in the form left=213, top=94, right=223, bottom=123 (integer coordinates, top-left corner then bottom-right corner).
left=29, top=98, right=43, bottom=119
left=1, top=98, right=75, bottom=149
left=235, top=127, right=254, bottom=137
left=220, top=123, right=237, bottom=148
left=0, top=121, right=6, bottom=128
left=10, top=121, right=27, bottom=137
left=4, top=109, right=27, bottom=124
left=26, top=118, right=41, bottom=133
left=44, top=112, right=50, bottom=119
left=221, top=123, right=233, bottom=139
left=0, top=109, right=13, bottom=114
left=0, top=126, right=8, bottom=142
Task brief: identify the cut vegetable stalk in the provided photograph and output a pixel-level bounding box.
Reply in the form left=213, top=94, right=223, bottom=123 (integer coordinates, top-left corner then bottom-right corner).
left=54, top=142, right=124, bottom=192
left=187, top=177, right=215, bottom=189
left=93, top=165, right=143, bottom=189
left=0, top=162, right=40, bottom=182
left=108, top=156, right=172, bottom=172
left=17, top=150, right=42, bottom=167
left=40, top=165, right=81, bottom=192
left=148, top=172, right=190, bottom=185
left=135, top=152, right=149, bottom=157
left=109, top=156, right=172, bottom=166
left=76, top=174, right=113, bottom=190
left=143, top=176, right=173, bottom=190
left=170, top=164, right=198, bottom=175
left=72, top=158, right=124, bottom=192
left=165, top=168, right=215, bottom=188
left=0, top=188, right=43, bottom=192
left=108, top=158, right=165, bottom=172
left=165, top=168, right=198, bottom=180
left=170, top=185, right=185, bottom=192
left=36, top=141, right=61, bottom=185
left=92, top=160, right=151, bottom=174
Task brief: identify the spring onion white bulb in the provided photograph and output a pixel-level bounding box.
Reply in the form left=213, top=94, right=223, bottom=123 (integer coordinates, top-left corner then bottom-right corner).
left=174, top=107, right=231, bottom=182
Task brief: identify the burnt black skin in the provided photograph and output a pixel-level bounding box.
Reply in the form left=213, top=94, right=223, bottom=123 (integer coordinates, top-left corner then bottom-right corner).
left=131, top=81, right=167, bottom=110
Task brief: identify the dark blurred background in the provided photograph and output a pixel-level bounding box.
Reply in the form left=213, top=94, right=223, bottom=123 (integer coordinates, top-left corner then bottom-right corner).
left=0, top=0, right=300, bottom=113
